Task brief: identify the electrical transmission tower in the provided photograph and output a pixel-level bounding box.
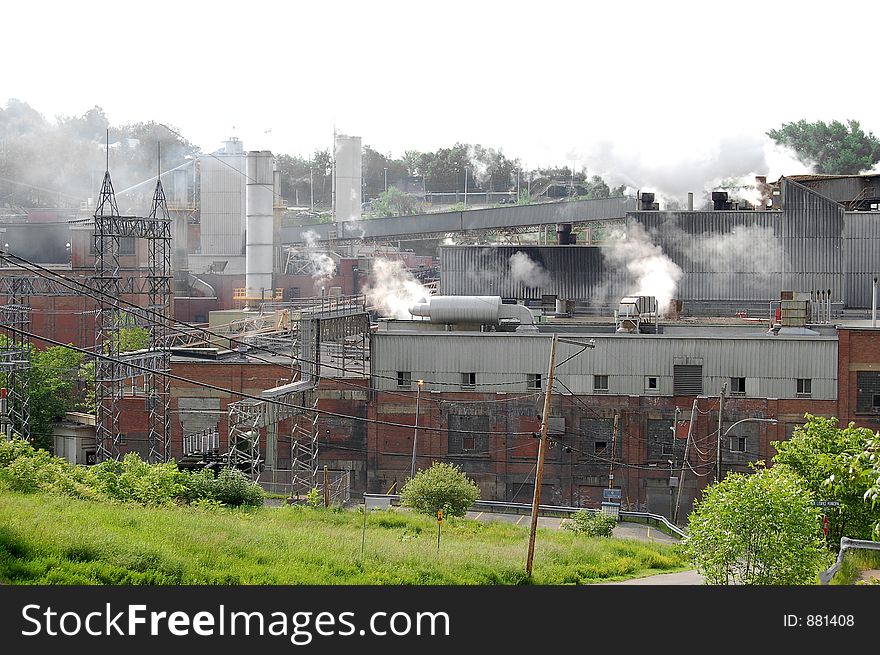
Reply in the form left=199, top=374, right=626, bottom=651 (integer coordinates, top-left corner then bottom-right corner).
left=146, top=165, right=173, bottom=463
left=93, top=166, right=124, bottom=461
left=0, top=274, right=31, bottom=440
left=93, top=142, right=172, bottom=462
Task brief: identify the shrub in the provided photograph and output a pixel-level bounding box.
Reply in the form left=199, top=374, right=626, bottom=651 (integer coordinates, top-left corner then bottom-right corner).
left=400, top=462, right=479, bottom=518
left=212, top=468, right=264, bottom=507
left=564, top=510, right=617, bottom=537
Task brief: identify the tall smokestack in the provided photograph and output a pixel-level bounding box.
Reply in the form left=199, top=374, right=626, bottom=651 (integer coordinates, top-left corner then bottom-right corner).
left=246, top=151, right=275, bottom=303
left=687, top=192, right=694, bottom=211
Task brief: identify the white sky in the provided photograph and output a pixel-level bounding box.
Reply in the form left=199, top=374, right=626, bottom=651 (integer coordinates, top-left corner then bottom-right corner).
left=3, top=0, right=879, bottom=186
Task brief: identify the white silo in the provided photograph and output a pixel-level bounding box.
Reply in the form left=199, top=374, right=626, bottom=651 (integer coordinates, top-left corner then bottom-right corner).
left=245, top=150, right=275, bottom=302
left=199, top=137, right=246, bottom=256
left=333, top=134, right=362, bottom=223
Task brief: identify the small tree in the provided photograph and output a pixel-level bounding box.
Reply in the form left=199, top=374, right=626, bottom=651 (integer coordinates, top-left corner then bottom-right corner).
left=371, top=186, right=422, bottom=217
left=772, top=415, right=876, bottom=545
left=400, top=462, right=479, bottom=518
left=685, top=465, right=826, bottom=585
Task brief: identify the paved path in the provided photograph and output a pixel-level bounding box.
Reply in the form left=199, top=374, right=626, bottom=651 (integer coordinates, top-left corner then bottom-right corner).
left=593, top=570, right=705, bottom=585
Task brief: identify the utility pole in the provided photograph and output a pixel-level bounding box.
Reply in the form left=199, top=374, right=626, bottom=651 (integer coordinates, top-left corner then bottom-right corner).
left=715, top=383, right=727, bottom=483
left=309, top=167, right=314, bottom=212
left=464, top=167, right=469, bottom=208
left=410, top=379, right=424, bottom=479
left=673, top=399, right=699, bottom=524
left=608, top=414, right=619, bottom=492
left=526, top=334, right=558, bottom=577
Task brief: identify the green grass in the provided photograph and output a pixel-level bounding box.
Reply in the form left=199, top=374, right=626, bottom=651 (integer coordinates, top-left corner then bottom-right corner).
left=829, top=550, right=880, bottom=585
left=0, top=491, right=687, bottom=585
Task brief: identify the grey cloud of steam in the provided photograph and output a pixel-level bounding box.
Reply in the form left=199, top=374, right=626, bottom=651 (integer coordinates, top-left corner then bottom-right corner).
left=288, top=229, right=337, bottom=287
left=508, top=251, right=551, bottom=288
left=363, top=258, right=432, bottom=319
left=600, top=223, right=683, bottom=314
left=578, top=136, right=812, bottom=208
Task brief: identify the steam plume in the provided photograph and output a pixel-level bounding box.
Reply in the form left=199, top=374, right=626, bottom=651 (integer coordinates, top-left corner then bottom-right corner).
left=363, top=258, right=432, bottom=319
left=601, top=223, right=682, bottom=314
left=509, top=251, right=551, bottom=288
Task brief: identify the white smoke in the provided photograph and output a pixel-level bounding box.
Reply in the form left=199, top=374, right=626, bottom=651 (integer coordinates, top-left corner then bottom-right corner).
left=363, top=258, right=432, bottom=319
left=601, top=223, right=683, bottom=314
left=509, top=251, right=551, bottom=288
left=299, top=229, right=337, bottom=285
left=578, top=135, right=811, bottom=208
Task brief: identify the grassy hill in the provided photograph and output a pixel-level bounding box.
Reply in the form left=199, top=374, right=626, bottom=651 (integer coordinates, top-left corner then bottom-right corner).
left=0, top=491, right=686, bottom=585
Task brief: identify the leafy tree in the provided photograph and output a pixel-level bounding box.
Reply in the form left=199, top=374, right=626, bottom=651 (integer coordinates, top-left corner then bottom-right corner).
left=685, top=465, right=826, bottom=585
left=400, top=462, right=480, bottom=517
left=844, top=433, right=880, bottom=540
left=371, top=186, right=422, bottom=217
left=772, top=415, right=876, bottom=546
left=767, top=119, right=880, bottom=174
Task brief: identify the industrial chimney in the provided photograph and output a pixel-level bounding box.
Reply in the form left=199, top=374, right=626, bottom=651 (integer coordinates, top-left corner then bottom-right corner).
left=245, top=151, right=275, bottom=303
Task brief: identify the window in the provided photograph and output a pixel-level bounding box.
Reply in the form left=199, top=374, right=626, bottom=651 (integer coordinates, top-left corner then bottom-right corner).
left=594, top=375, right=609, bottom=393
left=729, top=436, right=747, bottom=452
left=645, top=376, right=658, bottom=392
left=647, top=418, right=682, bottom=462
left=527, top=373, right=542, bottom=390
left=580, top=418, right=617, bottom=461
left=673, top=365, right=703, bottom=396
left=448, top=415, right=489, bottom=455
left=397, top=371, right=411, bottom=388
left=461, top=372, right=476, bottom=389
left=856, top=371, right=880, bottom=414
left=548, top=417, right=565, bottom=435
left=730, top=377, right=746, bottom=395
left=796, top=378, right=812, bottom=397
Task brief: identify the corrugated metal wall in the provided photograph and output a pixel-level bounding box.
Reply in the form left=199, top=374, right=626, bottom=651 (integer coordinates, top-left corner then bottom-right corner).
left=440, top=245, right=628, bottom=301
left=200, top=153, right=246, bottom=255
left=373, top=331, right=838, bottom=400
left=844, top=211, right=880, bottom=307
left=439, top=180, right=878, bottom=307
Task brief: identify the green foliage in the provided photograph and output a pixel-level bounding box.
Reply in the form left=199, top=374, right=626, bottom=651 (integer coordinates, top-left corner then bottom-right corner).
left=684, top=465, right=826, bottom=585
left=370, top=186, right=422, bottom=217
left=564, top=510, right=617, bottom=537
left=212, top=468, right=264, bottom=507
left=0, top=438, right=263, bottom=507
left=767, top=119, right=880, bottom=174
left=851, top=433, right=880, bottom=540
left=0, top=493, right=686, bottom=584
left=306, top=487, right=322, bottom=509
left=400, top=462, right=480, bottom=517
left=772, top=415, right=877, bottom=545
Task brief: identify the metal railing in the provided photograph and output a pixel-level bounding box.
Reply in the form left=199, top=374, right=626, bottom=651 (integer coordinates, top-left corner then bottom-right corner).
left=362, top=494, right=688, bottom=539
left=820, top=537, right=880, bottom=584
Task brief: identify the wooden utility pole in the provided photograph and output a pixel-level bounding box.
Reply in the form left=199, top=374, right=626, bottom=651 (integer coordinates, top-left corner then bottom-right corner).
left=608, top=414, right=619, bottom=491
left=715, top=384, right=727, bottom=483
left=323, top=465, right=330, bottom=508
left=673, top=399, right=698, bottom=524
left=526, top=334, right=558, bottom=577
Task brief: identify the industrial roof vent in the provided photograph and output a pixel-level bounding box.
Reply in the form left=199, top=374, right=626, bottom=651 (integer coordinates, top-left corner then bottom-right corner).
left=615, top=296, right=658, bottom=333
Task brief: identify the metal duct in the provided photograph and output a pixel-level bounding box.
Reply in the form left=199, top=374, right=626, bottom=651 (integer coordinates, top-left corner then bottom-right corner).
left=873, top=277, right=877, bottom=328
left=408, top=295, right=535, bottom=330
left=245, top=151, right=275, bottom=301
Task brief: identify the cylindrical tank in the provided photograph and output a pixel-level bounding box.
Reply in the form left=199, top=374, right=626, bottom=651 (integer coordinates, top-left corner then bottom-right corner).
left=246, top=151, right=275, bottom=300
left=410, top=296, right=502, bottom=323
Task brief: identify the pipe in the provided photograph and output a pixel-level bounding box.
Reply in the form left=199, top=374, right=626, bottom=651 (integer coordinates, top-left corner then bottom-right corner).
left=827, top=288, right=832, bottom=324
left=186, top=272, right=216, bottom=298
left=872, top=277, right=877, bottom=328
left=409, top=295, right=536, bottom=330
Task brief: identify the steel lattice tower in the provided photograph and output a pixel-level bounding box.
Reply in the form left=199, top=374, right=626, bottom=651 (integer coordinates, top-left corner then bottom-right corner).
left=0, top=275, right=31, bottom=440
left=146, top=174, right=172, bottom=462
left=93, top=168, right=123, bottom=461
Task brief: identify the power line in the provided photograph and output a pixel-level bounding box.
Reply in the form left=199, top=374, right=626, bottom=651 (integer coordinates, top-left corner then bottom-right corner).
left=1, top=323, right=536, bottom=438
